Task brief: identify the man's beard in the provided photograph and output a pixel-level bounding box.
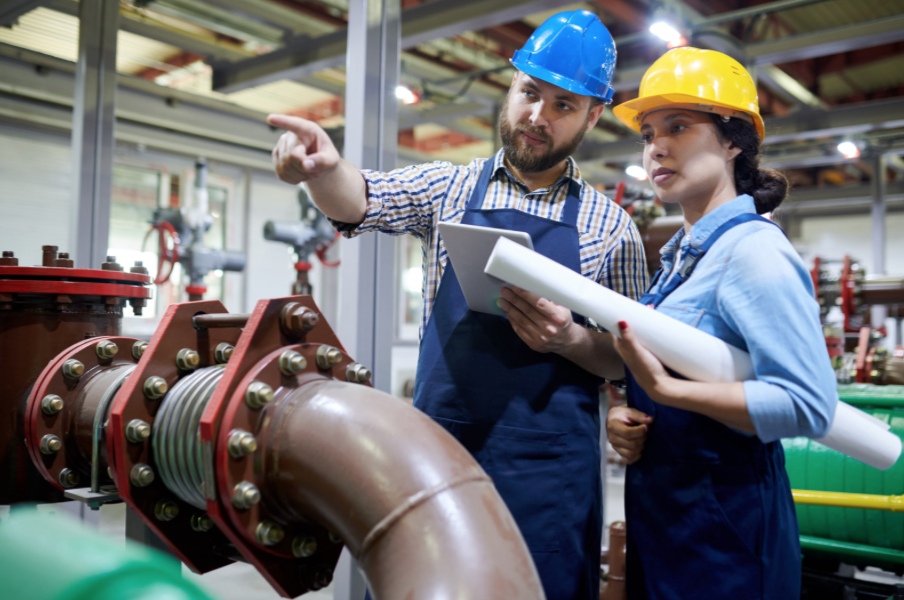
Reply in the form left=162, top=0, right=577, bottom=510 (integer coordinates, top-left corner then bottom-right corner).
left=498, top=99, right=589, bottom=174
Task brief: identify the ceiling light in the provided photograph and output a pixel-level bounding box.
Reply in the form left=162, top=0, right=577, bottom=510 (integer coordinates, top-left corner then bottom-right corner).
left=649, top=21, right=684, bottom=45
left=395, top=86, right=420, bottom=105
left=626, top=166, right=648, bottom=181
left=837, top=141, right=860, bottom=160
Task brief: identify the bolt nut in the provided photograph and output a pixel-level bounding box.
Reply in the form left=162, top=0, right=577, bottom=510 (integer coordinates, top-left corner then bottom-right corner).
left=316, top=346, right=343, bottom=370
left=292, top=535, right=318, bottom=558
left=40, top=434, right=62, bottom=454
left=143, top=376, right=168, bottom=399
left=227, top=430, right=258, bottom=458
left=328, top=531, right=342, bottom=544
left=41, top=394, right=64, bottom=415
left=176, top=348, right=200, bottom=370
left=346, top=363, right=372, bottom=384
left=191, top=513, right=214, bottom=532
left=132, top=340, right=148, bottom=360
left=130, top=463, right=155, bottom=487
left=256, top=521, right=285, bottom=546
left=155, top=500, right=179, bottom=522
left=281, top=302, right=320, bottom=335
left=301, top=566, right=334, bottom=591
left=95, top=340, right=119, bottom=359
left=126, top=419, right=151, bottom=443
left=130, top=261, right=149, bottom=275
left=62, top=359, right=84, bottom=379
left=58, top=468, right=79, bottom=488
left=232, top=481, right=261, bottom=510
left=245, top=381, right=274, bottom=409
left=279, top=350, right=307, bottom=376
left=214, top=343, right=234, bottom=364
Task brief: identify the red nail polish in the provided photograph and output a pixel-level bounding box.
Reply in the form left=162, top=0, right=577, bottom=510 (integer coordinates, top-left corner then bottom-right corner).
left=618, top=321, right=628, bottom=330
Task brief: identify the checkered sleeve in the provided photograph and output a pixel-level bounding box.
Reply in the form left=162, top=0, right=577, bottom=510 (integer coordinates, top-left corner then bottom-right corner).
left=601, top=214, right=649, bottom=301
left=327, top=161, right=460, bottom=240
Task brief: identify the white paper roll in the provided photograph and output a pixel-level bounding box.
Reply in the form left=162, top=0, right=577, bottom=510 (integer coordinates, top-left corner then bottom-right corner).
left=485, top=237, right=902, bottom=471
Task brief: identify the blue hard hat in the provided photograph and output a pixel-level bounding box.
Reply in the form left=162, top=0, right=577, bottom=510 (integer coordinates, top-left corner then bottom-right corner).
left=511, top=10, right=617, bottom=104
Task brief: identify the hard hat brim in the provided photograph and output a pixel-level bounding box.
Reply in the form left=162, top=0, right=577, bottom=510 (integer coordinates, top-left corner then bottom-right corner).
left=613, top=93, right=765, bottom=140
left=512, top=59, right=613, bottom=104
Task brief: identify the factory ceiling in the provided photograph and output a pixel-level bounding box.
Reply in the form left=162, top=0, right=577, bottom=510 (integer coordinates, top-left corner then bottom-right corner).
left=1, top=0, right=904, bottom=198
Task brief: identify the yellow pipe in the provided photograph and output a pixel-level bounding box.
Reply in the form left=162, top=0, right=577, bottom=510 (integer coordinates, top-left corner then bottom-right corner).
left=792, top=489, right=904, bottom=512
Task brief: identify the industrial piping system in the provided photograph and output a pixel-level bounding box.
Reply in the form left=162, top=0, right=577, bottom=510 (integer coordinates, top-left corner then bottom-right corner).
left=2, top=243, right=545, bottom=600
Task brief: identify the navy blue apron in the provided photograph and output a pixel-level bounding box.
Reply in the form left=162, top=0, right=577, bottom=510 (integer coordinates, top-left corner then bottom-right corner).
left=624, top=213, right=801, bottom=599
left=413, top=159, right=604, bottom=600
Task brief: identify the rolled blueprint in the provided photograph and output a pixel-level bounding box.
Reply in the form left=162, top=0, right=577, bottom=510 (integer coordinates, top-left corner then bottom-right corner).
left=485, top=237, right=902, bottom=470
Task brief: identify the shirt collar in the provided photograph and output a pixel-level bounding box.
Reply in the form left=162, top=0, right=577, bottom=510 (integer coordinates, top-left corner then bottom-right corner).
left=658, top=194, right=757, bottom=265
left=492, top=149, right=583, bottom=192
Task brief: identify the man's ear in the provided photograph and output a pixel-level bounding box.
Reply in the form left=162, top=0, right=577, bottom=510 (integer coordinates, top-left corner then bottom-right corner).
left=586, top=103, right=605, bottom=132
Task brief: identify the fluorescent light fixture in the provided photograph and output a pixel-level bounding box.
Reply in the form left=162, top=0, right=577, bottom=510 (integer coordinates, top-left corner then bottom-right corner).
left=649, top=21, right=683, bottom=44
left=837, top=141, right=860, bottom=160
left=395, top=86, right=420, bottom=105
left=626, top=165, right=648, bottom=181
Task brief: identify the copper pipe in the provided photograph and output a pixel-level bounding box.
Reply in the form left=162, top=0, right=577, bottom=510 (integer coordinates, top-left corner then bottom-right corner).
left=268, top=378, right=546, bottom=600
left=861, top=277, right=904, bottom=306
left=191, top=313, right=250, bottom=329
left=599, top=522, right=626, bottom=600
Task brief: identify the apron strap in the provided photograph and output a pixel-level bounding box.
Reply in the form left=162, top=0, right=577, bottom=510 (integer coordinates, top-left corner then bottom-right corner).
left=466, top=155, right=584, bottom=229
left=646, top=213, right=782, bottom=307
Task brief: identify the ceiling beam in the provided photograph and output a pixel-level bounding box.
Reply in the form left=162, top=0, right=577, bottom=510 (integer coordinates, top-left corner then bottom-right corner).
left=48, top=0, right=251, bottom=61
left=200, top=0, right=336, bottom=37
left=212, top=0, right=575, bottom=93
left=0, top=0, right=50, bottom=27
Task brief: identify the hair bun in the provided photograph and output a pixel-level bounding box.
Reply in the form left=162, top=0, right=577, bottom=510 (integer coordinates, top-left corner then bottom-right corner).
left=752, top=168, right=789, bottom=214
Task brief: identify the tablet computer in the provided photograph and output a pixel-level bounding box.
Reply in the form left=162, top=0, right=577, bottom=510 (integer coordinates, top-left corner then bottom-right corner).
left=438, top=221, right=534, bottom=316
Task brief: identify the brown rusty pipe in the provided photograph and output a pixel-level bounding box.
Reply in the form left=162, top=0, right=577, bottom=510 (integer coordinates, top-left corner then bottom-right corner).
left=599, top=522, right=626, bottom=600
left=267, top=378, right=546, bottom=600
left=192, top=313, right=251, bottom=329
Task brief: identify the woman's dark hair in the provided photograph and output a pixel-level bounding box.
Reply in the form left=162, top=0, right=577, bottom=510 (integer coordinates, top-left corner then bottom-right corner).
left=710, top=114, right=788, bottom=214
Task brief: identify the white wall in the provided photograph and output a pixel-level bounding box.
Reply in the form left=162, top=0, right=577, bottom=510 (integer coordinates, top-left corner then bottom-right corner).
left=795, top=213, right=904, bottom=275
left=0, top=123, right=72, bottom=266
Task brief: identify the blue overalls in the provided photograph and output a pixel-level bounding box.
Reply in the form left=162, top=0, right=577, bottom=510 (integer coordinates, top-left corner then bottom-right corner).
left=413, top=159, right=604, bottom=600
left=624, top=213, right=801, bottom=599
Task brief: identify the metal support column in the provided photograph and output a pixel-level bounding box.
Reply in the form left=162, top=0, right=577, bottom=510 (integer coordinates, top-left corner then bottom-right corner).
left=871, top=153, right=888, bottom=327
left=70, top=0, right=119, bottom=269
left=334, top=0, right=400, bottom=597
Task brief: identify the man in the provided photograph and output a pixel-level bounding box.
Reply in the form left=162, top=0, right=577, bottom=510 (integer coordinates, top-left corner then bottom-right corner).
left=269, top=10, right=647, bottom=600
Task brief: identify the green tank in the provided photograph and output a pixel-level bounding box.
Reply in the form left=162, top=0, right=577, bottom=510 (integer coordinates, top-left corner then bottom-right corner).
left=783, top=384, right=904, bottom=572
left=0, top=508, right=217, bottom=600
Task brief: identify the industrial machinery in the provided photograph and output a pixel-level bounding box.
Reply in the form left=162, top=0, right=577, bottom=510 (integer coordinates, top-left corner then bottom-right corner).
left=146, top=159, right=247, bottom=301
left=263, top=185, right=340, bottom=296
left=1, top=242, right=544, bottom=600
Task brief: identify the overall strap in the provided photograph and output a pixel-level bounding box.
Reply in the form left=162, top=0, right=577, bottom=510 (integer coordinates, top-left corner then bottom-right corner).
left=647, top=213, right=781, bottom=307
left=560, top=178, right=582, bottom=228
left=465, top=158, right=498, bottom=211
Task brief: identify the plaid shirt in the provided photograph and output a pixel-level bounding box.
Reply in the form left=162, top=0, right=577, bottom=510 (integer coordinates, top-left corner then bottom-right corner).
left=331, top=149, right=649, bottom=337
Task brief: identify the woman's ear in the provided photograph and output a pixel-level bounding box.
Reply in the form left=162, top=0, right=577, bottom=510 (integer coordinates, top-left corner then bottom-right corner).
left=726, top=142, right=742, bottom=162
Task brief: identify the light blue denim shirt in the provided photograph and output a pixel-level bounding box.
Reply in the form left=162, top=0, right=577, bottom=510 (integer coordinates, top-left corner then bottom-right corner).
left=650, top=194, right=838, bottom=443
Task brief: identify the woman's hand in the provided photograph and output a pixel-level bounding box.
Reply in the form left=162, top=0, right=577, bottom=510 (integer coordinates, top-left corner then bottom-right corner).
left=607, top=405, right=653, bottom=464
left=613, top=320, right=676, bottom=404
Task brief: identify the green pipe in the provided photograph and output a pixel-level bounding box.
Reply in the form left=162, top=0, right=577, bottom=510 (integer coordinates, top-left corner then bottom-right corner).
left=837, top=384, right=904, bottom=408
left=800, top=535, right=904, bottom=565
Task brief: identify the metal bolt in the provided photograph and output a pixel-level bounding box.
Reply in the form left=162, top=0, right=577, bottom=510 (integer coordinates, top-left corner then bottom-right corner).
left=328, top=531, right=342, bottom=544
left=101, top=256, right=123, bottom=271
left=346, top=363, right=372, bottom=384
left=132, top=340, right=148, bottom=360
left=130, top=463, right=155, bottom=487
left=232, top=481, right=261, bottom=510
left=227, top=430, right=258, bottom=458
left=41, top=394, right=64, bottom=415
left=292, top=535, right=318, bottom=558
left=281, top=302, right=320, bottom=335
left=256, top=521, right=285, bottom=546
left=0, top=251, right=17, bottom=266
left=126, top=419, right=151, bottom=443
left=40, top=434, right=62, bottom=454
left=129, top=261, right=149, bottom=275
left=245, top=381, right=274, bottom=409
left=58, top=468, right=79, bottom=488
left=279, top=350, right=306, bottom=376
left=62, top=359, right=84, bottom=379
left=214, top=343, right=234, bottom=364
left=315, top=346, right=343, bottom=370
left=301, top=566, right=334, bottom=591
left=95, top=340, right=119, bottom=359
left=176, top=348, right=200, bottom=370
left=2, top=251, right=12, bottom=257
left=155, top=499, right=179, bottom=522
left=143, top=376, right=168, bottom=399
left=191, top=513, right=214, bottom=532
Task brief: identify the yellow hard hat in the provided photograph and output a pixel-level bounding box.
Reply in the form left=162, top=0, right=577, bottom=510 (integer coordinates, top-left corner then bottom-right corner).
left=613, top=47, right=765, bottom=141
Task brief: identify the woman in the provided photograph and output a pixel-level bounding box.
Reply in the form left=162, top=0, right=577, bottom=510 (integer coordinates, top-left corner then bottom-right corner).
left=606, top=47, right=838, bottom=599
